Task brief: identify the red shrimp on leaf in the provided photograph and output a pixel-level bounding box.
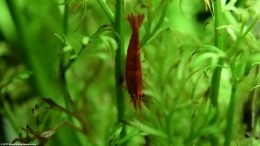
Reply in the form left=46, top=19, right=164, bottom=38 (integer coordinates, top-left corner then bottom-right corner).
left=125, top=13, right=145, bottom=110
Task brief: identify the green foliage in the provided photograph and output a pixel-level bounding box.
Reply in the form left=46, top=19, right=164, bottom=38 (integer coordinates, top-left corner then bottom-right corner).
left=0, top=0, right=260, bottom=145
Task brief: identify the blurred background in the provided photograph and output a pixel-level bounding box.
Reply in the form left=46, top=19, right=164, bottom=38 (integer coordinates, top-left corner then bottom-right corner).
left=0, top=0, right=260, bottom=145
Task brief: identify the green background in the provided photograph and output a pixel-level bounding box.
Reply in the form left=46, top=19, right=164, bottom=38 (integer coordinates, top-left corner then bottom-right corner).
left=0, top=0, right=260, bottom=145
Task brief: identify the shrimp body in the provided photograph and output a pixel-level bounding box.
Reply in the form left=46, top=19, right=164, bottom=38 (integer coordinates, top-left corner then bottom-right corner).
left=125, top=14, right=144, bottom=109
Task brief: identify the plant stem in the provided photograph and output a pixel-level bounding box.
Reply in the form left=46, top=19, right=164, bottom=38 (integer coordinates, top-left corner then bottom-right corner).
left=97, top=0, right=114, bottom=23
left=5, top=0, right=22, bottom=40
left=140, top=7, right=167, bottom=46
left=114, top=0, right=126, bottom=143
left=5, top=0, right=28, bottom=62
left=63, top=0, right=69, bottom=35
left=226, top=16, right=258, bottom=56
left=2, top=99, right=21, bottom=134
left=140, top=0, right=169, bottom=47
left=56, top=1, right=83, bottom=145
left=209, top=0, right=224, bottom=107
left=61, top=0, right=73, bottom=114
left=214, top=0, right=224, bottom=49
left=224, top=82, right=237, bottom=146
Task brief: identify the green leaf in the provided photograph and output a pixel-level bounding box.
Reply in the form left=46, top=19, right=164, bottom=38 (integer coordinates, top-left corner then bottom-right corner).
left=81, top=36, right=90, bottom=46
left=13, top=71, right=32, bottom=80
left=233, top=62, right=247, bottom=80
left=63, top=45, right=73, bottom=53
left=116, top=129, right=140, bottom=145
left=249, top=53, right=260, bottom=65
left=128, top=120, right=167, bottom=139
left=192, top=45, right=226, bottom=68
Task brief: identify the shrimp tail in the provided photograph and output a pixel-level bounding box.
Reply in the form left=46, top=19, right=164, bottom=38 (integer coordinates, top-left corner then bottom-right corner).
left=127, top=14, right=145, bottom=31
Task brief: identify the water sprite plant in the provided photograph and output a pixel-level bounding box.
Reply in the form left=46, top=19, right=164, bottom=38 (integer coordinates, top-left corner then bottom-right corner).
left=0, top=0, right=260, bottom=145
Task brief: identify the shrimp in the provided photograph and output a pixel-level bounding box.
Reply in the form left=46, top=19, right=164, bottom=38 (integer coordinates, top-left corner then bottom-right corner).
left=125, top=13, right=144, bottom=109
